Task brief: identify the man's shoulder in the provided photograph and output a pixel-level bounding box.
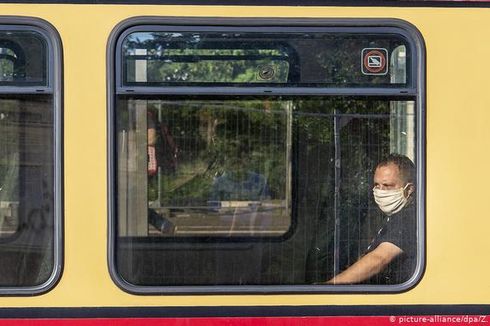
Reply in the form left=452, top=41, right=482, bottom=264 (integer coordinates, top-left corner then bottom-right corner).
left=392, top=201, right=416, bottom=219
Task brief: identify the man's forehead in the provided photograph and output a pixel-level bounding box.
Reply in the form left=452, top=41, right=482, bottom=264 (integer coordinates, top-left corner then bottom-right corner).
left=375, top=163, right=401, bottom=179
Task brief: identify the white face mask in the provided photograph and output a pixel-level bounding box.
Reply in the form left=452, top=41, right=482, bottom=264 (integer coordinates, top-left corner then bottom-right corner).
left=373, top=184, right=410, bottom=216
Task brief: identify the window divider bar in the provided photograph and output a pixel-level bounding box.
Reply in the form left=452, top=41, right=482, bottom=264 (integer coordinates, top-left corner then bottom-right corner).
left=0, top=87, right=52, bottom=94
left=116, top=87, right=417, bottom=97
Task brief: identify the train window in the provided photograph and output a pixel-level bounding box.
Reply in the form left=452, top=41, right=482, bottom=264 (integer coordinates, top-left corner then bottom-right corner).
left=110, top=21, right=424, bottom=293
left=0, top=22, right=61, bottom=294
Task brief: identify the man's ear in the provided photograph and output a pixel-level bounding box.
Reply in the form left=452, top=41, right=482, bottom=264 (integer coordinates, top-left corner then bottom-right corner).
left=405, top=183, right=415, bottom=197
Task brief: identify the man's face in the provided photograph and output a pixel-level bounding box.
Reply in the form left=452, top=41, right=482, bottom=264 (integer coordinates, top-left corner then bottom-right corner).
left=373, top=163, right=404, bottom=191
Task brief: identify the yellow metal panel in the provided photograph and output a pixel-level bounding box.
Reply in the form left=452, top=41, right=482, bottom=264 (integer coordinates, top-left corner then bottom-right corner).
left=0, top=4, right=487, bottom=307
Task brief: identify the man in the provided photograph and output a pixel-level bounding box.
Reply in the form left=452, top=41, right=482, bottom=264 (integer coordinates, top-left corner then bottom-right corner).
left=327, top=154, right=416, bottom=284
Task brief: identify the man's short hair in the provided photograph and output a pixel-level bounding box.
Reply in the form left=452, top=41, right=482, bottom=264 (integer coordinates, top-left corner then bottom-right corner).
left=376, top=153, right=415, bottom=185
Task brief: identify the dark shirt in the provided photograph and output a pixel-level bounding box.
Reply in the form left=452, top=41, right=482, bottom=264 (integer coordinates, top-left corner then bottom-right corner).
left=365, top=202, right=417, bottom=284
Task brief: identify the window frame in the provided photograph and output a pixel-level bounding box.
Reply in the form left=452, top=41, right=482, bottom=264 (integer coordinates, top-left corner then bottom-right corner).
left=0, top=17, right=63, bottom=296
left=107, top=17, right=425, bottom=295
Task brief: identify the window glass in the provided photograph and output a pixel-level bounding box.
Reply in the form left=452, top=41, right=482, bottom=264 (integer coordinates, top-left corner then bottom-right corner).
left=121, top=31, right=409, bottom=87
left=114, top=27, right=420, bottom=290
left=117, top=98, right=291, bottom=237
left=125, top=46, right=291, bottom=84
left=0, top=29, right=55, bottom=289
left=0, top=32, right=47, bottom=86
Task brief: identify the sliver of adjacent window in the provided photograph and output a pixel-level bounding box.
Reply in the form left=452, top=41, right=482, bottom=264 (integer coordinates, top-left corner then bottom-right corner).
left=0, top=19, right=62, bottom=295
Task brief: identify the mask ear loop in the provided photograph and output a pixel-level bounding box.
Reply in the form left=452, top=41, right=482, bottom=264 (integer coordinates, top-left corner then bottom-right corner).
left=403, top=183, right=414, bottom=200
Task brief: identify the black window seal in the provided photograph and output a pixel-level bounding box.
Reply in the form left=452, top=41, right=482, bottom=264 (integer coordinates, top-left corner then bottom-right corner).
left=107, top=16, right=425, bottom=295
left=0, top=16, right=63, bottom=296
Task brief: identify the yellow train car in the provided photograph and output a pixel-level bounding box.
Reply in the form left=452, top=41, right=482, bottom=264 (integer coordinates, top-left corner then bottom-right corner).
left=0, top=0, right=488, bottom=324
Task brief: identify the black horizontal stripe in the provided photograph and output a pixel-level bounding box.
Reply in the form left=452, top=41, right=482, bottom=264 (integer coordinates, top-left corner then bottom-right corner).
left=0, top=0, right=489, bottom=7
left=0, top=305, right=488, bottom=318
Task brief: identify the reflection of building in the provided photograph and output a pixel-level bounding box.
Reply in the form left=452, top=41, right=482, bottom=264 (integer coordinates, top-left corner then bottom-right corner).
left=0, top=98, right=52, bottom=236
left=390, top=46, right=415, bottom=161
left=390, top=101, right=415, bottom=161
left=117, top=99, right=148, bottom=236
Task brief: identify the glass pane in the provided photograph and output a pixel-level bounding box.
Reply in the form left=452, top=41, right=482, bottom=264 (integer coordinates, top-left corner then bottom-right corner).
left=0, top=31, right=47, bottom=86
left=121, top=31, right=410, bottom=87
left=115, top=96, right=417, bottom=287
left=116, top=98, right=291, bottom=238
left=0, top=95, right=54, bottom=286
left=126, top=47, right=290, bottom=84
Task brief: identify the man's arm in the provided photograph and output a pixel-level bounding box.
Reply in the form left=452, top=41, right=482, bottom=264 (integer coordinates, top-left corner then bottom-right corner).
left=326, top=242, right=403, bottom=284
left=148, top=127, right=157, bottom=146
